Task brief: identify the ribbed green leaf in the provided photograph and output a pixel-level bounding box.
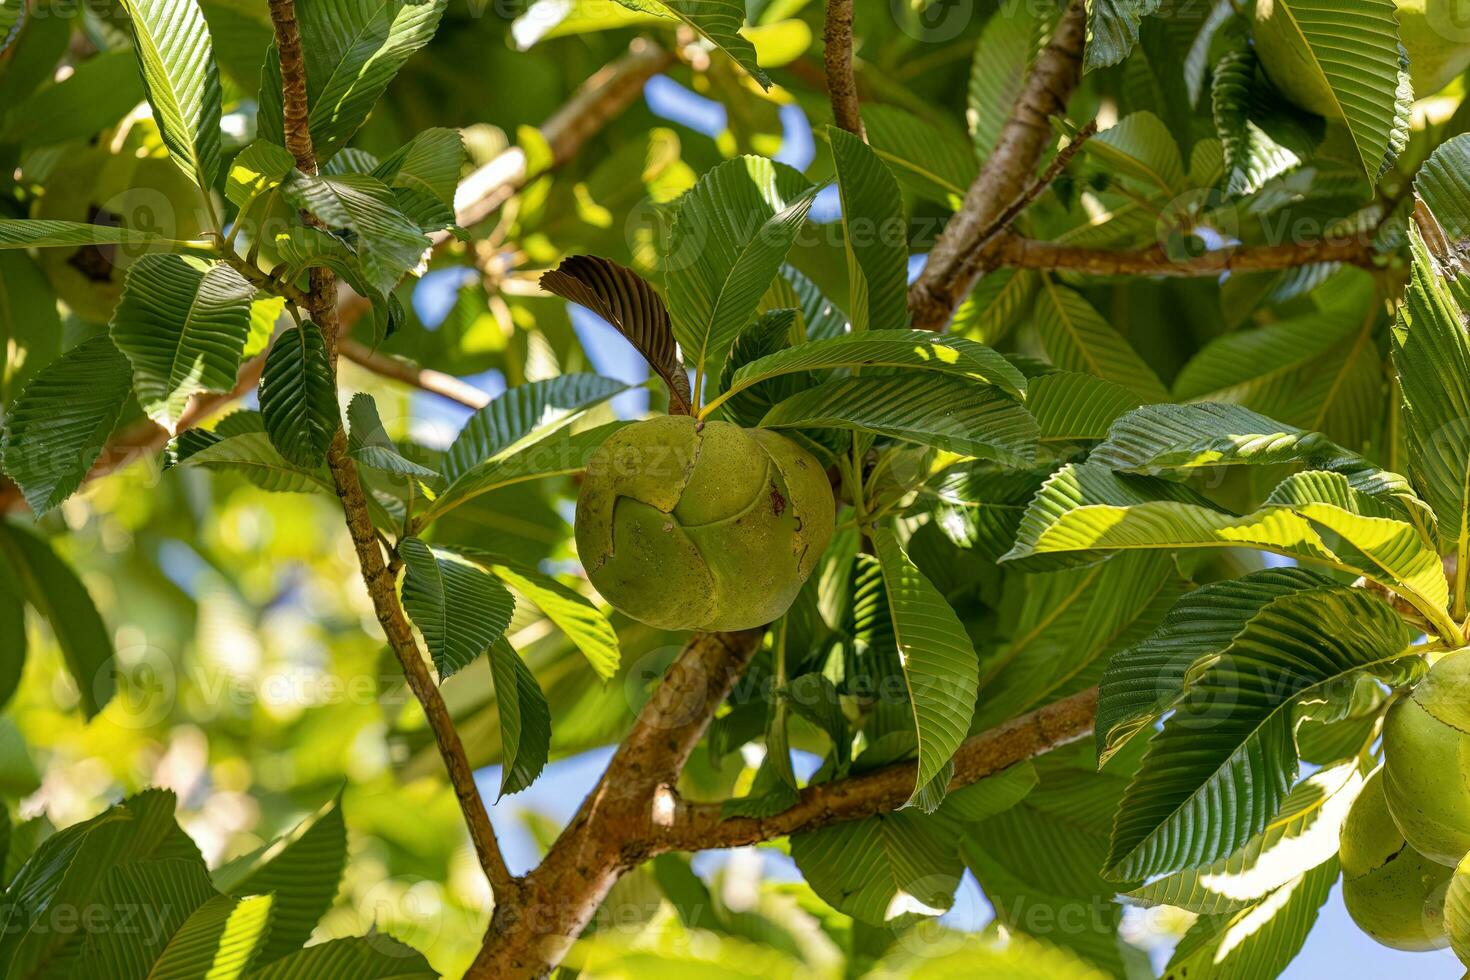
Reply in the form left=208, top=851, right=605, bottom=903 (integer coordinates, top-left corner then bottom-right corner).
left=2, top=336, right=132, bottom=514
left=282, top=173, right=429, bottom=296
left=1395, top=215, right=1470, bottom=568
left=259, top=325, right=338, bottom=468
left=0, top=219, right=187, bottom=250
left=1213, top=45, right=1302, bottom=196
left=1265, top=469, right=1448, bottom=617
left=399, top=538, right=515, bottom=678
left=226, top=139, right=295, bottom=214
left=978, top=553, right=1182, bottom=729
left=665, top=156, right=819, bottom=397
left=346, top=393, right=438, bottom=480
left=120, top=0, right=222, bottom=188
left=1124, top=758, right=1364, bottom=914
left=372, top=127, right=464, bottom=215
left=790, top=808, right=962, bottom=925
left=175, top=432, right=333, bottom=495
left=74, top=858, right=216, bottom=974
left=777, top=262, right=847, bottom=340
left=257, top=0, right=448, bottom=163
left=829, top=127, right=909, bottom=332
left=492, top=563, right=619, bottom=681
left=960, top=751, right=1138, bottom=974
left=952, top=268, right=1039, bottom=345
left=1093, top=402, right=1433, bottom=529
left=1252, top=0, right=1401, bottom=179
left=626, top=0, right=768, bottom=89
left=249, top=935, right=438, bottom=979
left=212, top=793, right=346, bottom=964
left=1033, top=279, right=1169, bottom=402
left=441, top=374, right=627, bottom=484
left=1104, top=585, right=1409, bottom=880
left=110, top=254, right=255, bottom=430
left=861, top=104, right=976, bottom=207
left=0, top=790, right=202, bottom=974
left=1085, top=0, right=1162, bottom=71
left=1416, top=133, right=1470, bottom=239
left=421, top=421, right=625, bottom=525
left=1004, top=461, right=1450, bottom=633
left=1163, top=856, right=1337, bottom=978
left=1027, top=372, right=1140, bottom=442
left=915, top=463, right=1049, bottom=561
left=1096, top=567, right=1334, bottom=765
left=872, top=527, right=979, bottom=808
left=715, top=309, right=806, bottom=427
left=1172, top=291, right=1380, bottom=446
left=719, top=329, right=1026, bottom=410
left=1084, top=111, right=1184, bottom=195
left=761, top=374, right=1038, bottom=466
left=488, top=638, right=550, bottom=796
left=540, top=256, right=692, bottom=414
left=147, top=893, right=273, bottom=979
left=0, top=522, right=114, bottom=718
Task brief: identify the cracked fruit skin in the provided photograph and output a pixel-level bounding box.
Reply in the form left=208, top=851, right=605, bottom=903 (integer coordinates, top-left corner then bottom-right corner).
left=1341, top=769, right=1453, bottom=951
left=1254, top=0, right=1470, bottom=112
left=1383, top=649, right=1470, bottom=866
left=575, top=416, right=835, bottom=631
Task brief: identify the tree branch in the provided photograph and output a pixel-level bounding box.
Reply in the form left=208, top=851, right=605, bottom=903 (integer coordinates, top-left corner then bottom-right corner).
left=908, top=0, right=1086, bottom=329
left=659, top=687, right=1098, bottom=851
left=339, top=339, right=492, bottom=409
left=449, top=39, right=674, bottom=234
left=473, top=629, right=765, bottom=977
left=822, top=0, right=863, bottom=138
left=265, top=0, right=517, bottom=900
left=991, top=232, right=1377, bottom=277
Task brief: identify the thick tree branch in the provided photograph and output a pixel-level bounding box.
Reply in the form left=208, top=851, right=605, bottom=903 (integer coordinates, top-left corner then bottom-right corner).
left=471, top=629, right=764, bottom=977
left=822, top=0, right=863, bottom=138
left=992, top=231, right=1377, bottom=277
left=265, top=0, right=517, bottom=900
left=908, top=0, right=1086, bottom=329
left=659, top=686, right=1099, bottom=850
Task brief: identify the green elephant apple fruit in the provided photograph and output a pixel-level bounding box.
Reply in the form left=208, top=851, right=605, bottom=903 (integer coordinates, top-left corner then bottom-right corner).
left=1340, top=768, right=1453, bottom=951
left=575, top=416, right=835, bottom=631
left=1382, top=649, right=1470, bottom=866
left=1255, top=0, right=1470, bottom=111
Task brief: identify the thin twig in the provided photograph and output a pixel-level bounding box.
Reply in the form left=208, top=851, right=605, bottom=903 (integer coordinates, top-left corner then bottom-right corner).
left=963, top=118, right=1097, bottom=267
left=822, top=0, right=864, bottom=138
left=265, top=0, right=517, bottom=901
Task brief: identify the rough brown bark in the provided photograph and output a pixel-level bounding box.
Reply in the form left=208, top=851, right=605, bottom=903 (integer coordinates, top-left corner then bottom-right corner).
left=908, top=0, right=1087, bottom=330
left=264, top=0, right=517, bottom=899
left=822, top=0, right=864, bottom=138
left=994, top=231, right=1377, bottom=277
left=469, top=629, right=765, bottom=977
